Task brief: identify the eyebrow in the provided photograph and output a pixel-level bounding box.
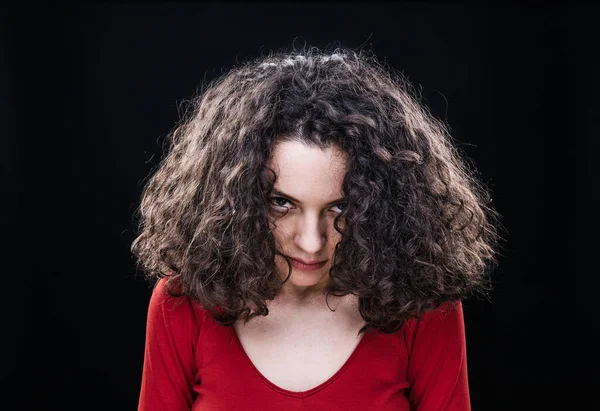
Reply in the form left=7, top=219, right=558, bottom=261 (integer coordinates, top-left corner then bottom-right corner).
left=271, top=189, right=345, bottom=206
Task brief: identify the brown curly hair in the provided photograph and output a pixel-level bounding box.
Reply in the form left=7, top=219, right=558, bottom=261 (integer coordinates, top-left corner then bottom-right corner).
left=131, top=46, right=504, bottom=335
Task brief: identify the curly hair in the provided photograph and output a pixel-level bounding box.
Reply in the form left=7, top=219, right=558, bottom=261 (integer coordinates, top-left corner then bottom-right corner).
left=131, top=46, right=504, bottom=335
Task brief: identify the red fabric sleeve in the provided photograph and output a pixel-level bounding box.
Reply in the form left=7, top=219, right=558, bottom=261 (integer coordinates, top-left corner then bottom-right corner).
left=138, top=278, right=198, bottom=411
left=405, top=301, right=471, bottom=411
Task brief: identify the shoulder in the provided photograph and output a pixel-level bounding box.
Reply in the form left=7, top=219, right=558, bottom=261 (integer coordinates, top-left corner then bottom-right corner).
left=147, top=277, right=208, bottom=334
left=403, top=301, right=471, bottom=409
left=403, top=301, right=465, bottom=350
left=408, top=300, right=463, bottom=327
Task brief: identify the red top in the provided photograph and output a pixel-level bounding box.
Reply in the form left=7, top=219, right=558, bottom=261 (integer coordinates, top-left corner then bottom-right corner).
left=138, top=278, right=471, bottom=410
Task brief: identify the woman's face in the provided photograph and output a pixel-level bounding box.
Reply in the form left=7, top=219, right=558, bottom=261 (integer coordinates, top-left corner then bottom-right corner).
left=266, top=140, right=348, bottom=300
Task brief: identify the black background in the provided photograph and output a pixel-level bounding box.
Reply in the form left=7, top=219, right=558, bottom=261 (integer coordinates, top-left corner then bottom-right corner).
left=3, top=3, right=599, bottom=410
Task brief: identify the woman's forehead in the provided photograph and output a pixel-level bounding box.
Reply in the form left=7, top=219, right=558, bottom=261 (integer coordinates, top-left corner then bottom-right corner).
left=267, top=140, right=347, bottom=198
left=268, top=140, right=348, bottom=173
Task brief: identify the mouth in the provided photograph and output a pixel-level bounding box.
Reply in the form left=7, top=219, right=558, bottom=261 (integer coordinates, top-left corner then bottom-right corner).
left=287, top=256, right=327, bottom=271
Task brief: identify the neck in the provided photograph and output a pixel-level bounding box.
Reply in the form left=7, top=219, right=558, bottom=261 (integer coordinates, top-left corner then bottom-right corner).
left=272, top=284, right=347, bottom=313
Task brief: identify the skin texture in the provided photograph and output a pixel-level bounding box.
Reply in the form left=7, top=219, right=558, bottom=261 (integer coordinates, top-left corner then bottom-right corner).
left=267, top=140, right=348, bottom=307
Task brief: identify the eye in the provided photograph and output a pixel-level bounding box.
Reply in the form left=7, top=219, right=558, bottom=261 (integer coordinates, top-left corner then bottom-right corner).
left=270, top=197, right=292, bottom=209
left=331, top=203, right=346, bottom=213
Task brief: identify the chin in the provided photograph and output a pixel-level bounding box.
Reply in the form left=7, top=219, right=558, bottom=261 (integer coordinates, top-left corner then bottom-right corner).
left=289, top=275, right=327, bottom=287
left=279, top=267, right=330, bottom=287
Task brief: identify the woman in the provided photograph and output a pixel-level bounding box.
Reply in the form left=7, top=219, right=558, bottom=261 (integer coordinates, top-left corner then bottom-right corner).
left=131, top=47, right=501, bottom=410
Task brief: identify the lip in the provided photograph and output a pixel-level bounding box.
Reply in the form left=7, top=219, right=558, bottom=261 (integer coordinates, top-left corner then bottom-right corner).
left=287, top=256, right=327, bottom=271
left=289, top=257, right=326, bottom=265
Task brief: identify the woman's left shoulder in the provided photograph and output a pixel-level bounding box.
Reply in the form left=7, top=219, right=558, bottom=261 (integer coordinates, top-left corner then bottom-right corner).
left=403, top=301, right=466, bottom=343
left=421, top=300, right=463, bottom=323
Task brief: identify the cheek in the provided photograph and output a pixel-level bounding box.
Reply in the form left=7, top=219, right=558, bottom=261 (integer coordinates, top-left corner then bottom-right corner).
left=327, top=233, right=342, bottom=251
left=333, top=215, right=346, bottom=231
left=269, top=219, right=292, bottom=248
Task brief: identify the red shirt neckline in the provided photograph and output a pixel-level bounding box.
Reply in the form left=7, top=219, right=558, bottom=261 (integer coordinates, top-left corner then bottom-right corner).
left=229, top=324, right=370, bottom=399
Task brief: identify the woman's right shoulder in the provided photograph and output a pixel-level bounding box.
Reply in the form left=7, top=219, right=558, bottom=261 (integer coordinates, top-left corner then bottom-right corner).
left=148, top=276, right=209, bottom=332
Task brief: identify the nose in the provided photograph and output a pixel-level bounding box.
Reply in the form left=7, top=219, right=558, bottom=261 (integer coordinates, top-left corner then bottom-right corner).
left=294, top=213, right=327, bottom=255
